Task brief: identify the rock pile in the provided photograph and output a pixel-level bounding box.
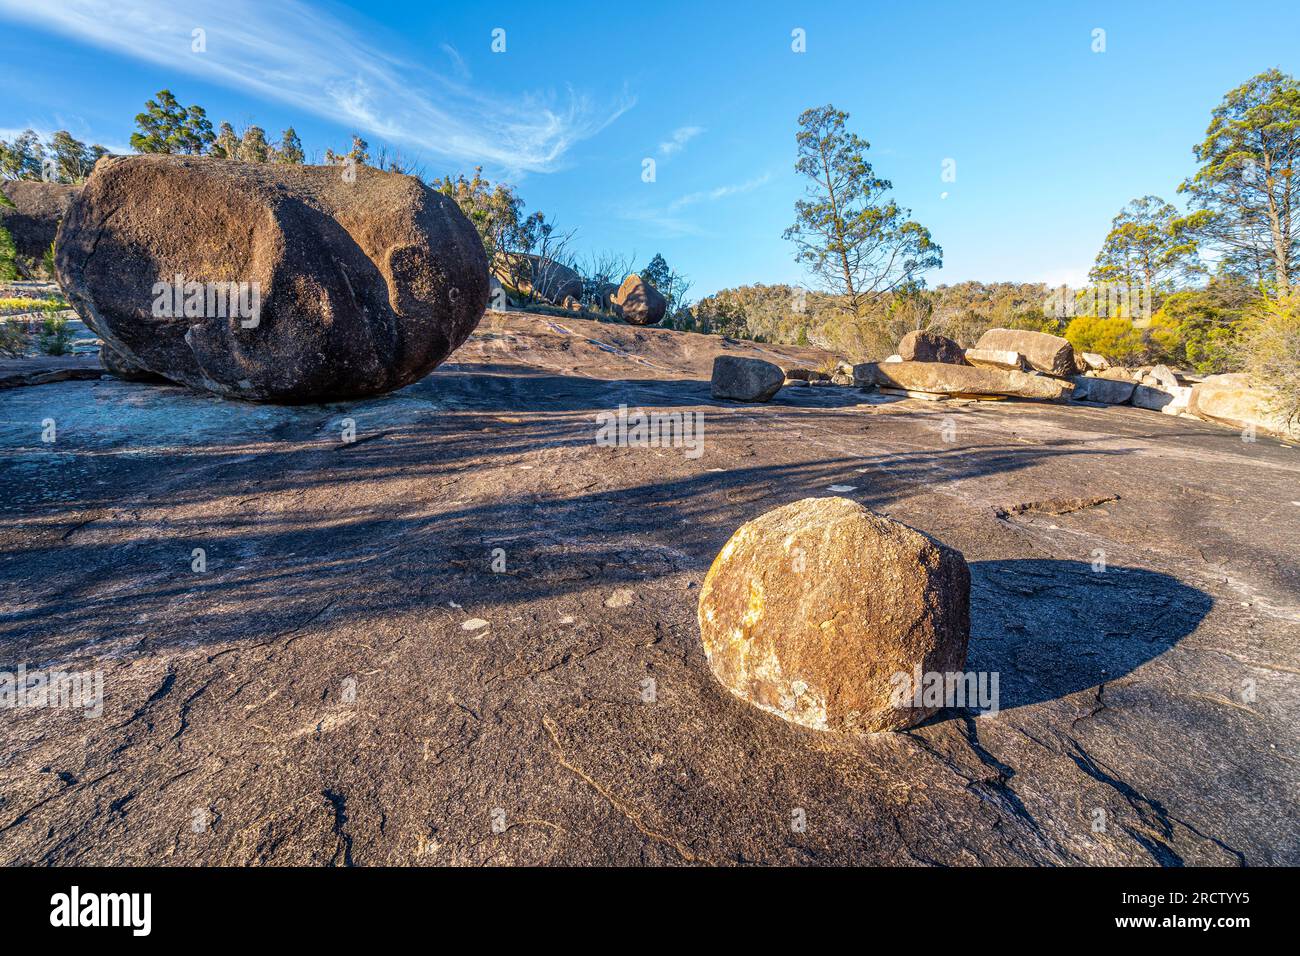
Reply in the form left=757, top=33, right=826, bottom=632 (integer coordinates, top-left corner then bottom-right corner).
left=863, top=360, right=1073, bottom=401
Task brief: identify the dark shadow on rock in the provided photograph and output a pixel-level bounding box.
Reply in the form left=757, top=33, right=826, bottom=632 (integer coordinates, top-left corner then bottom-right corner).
left=964, top=558, right=1213, bottom=713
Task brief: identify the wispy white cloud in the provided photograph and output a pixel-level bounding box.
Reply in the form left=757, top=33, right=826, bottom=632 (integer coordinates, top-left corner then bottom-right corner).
left=440, top=43, right=470, bottom=83
left=658, top=126, right=703, bottom=157
left=0, top=0, right=633, bottom=173
left=616, top=171, right=774, bottom=237
left=667, top=172, right=772, bottom=210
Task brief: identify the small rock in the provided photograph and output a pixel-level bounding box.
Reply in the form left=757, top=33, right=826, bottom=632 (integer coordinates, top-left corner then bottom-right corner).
left=1132, top=383, right=1191, bottom=413
left=461, top=618, right=490, bottom=631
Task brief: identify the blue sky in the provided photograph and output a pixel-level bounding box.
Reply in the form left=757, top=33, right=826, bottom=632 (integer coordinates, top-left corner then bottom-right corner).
left=2, top=0, right=1296, bottom=296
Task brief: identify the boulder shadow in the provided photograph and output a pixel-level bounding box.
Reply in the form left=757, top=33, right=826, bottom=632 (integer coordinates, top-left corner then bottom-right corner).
left=962, top=558, right=1213, bottom=713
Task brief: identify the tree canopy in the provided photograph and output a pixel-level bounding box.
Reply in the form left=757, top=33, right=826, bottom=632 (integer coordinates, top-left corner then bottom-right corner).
left=1180, top=68, right=1300, bottom=290
left=130, top=90, right=215, bottom=155
left=783, top=104, right=941, bottom=315
left=1090, top=195, right=1201, bottom=292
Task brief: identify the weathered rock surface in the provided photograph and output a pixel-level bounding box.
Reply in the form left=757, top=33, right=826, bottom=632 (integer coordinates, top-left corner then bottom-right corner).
left=898, top=329, right=966, bottom=364
left=975, top=328, right=1079, bottom=377
left=0, top=179, right=79, bottom=263
left=611, top=274, right=667, bottom=326
left=1, top=310, right=1296, bottom=867
left=1072, top=375, right=1135, bottom=405
left=698, top=497, right=971, bottom=734
left=55, top=155, right=488, bottom=403
left=1189, top=373, right=1299, bottom=440
left=964, top=348, right=1023, bottom=372
left=864, top=361, right=1073, bottom=401
left=711, top=354, right=785, bottom=401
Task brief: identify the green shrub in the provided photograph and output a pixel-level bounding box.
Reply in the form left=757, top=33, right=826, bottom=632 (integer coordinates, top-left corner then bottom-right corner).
left=1238, top=294, right=1300, bottom=425
left=37, top=308, right=74, bottom=355
left=1065, top=316, right=1146, bottom=365
left=0, top=191, right=17, bottom=282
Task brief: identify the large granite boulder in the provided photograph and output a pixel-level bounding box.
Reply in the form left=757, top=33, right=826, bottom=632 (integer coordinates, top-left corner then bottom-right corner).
left=611, top=274, right=667, bottom=326
left=863, top=360, right=1073, bottom=401
left=55, top=155, right=488, bottom=403
left=1189, top=373, right=1299, bottom=440
left=0, top=180, right=79, bottom=266
left=698, top=496, right=971, bottom=734
left=898, top=329, right=965, bottom=364
left=711, top=355, right=784, bottom=402
left=975, top=328, right=1079, bottom=377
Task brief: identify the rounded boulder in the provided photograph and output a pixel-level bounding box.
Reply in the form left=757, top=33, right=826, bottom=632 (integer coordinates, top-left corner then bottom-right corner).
left=55, top=154, right=488, bottom=403
left=611, top=274, right=667, bottom=326
left=698, top=496, right=971, bottom=733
